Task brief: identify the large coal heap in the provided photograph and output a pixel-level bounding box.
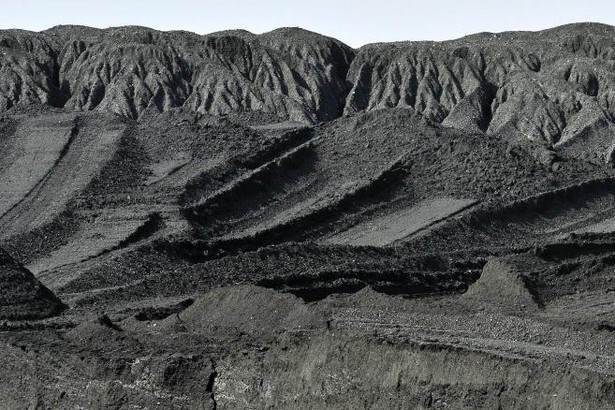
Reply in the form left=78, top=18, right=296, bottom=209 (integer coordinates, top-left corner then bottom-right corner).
left=1, top=23, right=615, bottom=409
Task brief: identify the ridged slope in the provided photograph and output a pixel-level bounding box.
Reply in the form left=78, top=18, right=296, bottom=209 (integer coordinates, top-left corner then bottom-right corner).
left=0, top=25, right=355, bottom=123
left=345, top=23, right=615, bottom=160
left=1, top=24, right=615, bottom=149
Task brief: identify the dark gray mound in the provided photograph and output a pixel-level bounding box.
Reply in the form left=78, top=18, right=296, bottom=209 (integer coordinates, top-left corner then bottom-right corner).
left=3, top=23, right=615, bottom=410
left=463, top=257, right=541, bottom=312
left=0, top=247, right=65, bottom=320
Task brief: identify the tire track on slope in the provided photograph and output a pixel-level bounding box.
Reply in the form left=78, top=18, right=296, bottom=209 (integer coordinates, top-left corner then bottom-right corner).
left=0, top=115, right=126, bottom=239
left=0, top=114, right=78, bottom=222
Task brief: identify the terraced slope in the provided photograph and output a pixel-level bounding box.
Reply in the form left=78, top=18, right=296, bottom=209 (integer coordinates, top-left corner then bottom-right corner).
left=2, top=23, right=615, bottom=410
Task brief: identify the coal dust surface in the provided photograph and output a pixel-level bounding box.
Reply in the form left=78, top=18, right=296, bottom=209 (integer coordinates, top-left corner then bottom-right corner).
left=1, top=23, right=615, bottom=409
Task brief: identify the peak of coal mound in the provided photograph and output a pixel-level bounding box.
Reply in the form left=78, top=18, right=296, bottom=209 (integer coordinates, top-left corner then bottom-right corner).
left=464, top=257, right=541, bottom=311
left=0, top=248, right=65, bottom=320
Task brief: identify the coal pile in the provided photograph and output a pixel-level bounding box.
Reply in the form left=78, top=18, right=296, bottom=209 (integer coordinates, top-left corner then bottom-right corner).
left=0, top=247, right=65, bottom=320
left=1, top=23, right=615, bottom=409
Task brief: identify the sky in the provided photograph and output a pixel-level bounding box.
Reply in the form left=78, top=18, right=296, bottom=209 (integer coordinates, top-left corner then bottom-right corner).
left=2, top=0, right=615, bottom=48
